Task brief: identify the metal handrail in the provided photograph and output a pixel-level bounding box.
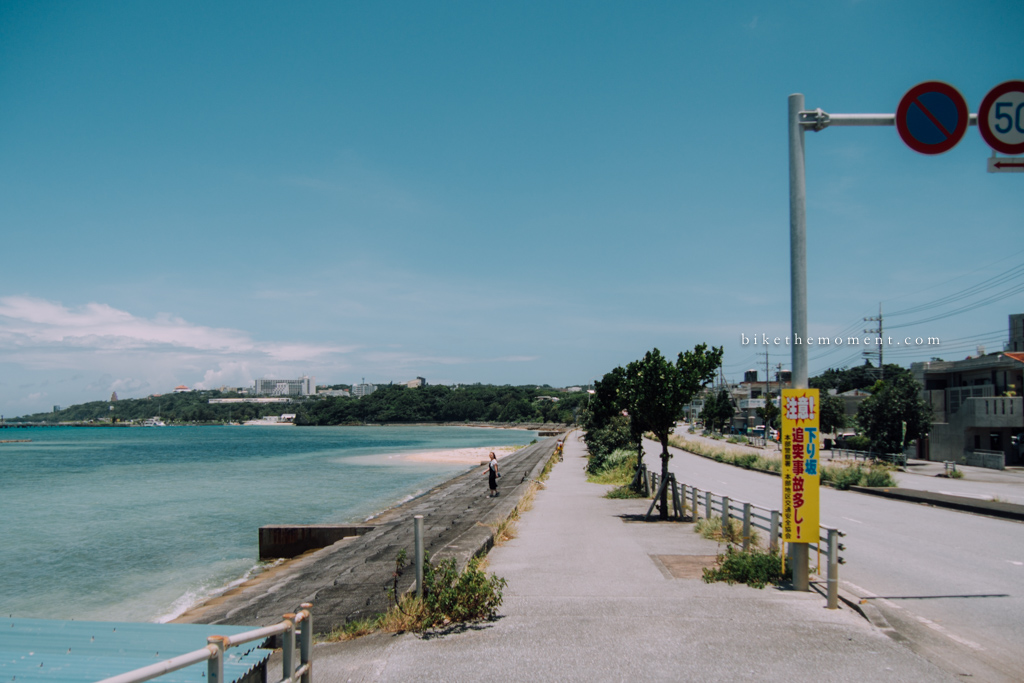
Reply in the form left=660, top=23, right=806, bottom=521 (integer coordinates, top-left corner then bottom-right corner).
left=830, top=448, right=907, bottom=467
left=648, top=473, right=846, bottom=609
left=96, top=604, right=313, bottom=683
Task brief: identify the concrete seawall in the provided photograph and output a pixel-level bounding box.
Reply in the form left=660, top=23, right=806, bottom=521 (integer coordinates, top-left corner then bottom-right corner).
left=176, top=437, right=560, bottom=634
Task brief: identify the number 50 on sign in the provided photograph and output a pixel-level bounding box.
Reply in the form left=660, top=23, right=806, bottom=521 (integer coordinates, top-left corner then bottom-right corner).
left=782, top=389, right=820, bottom=543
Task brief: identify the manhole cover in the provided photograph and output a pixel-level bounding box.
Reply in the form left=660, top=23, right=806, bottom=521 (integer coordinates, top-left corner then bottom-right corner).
left=653, top=554, right=718, bottom=579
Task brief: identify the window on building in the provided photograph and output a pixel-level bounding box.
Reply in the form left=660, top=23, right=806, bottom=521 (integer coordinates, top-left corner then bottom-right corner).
left=974, top=434, right=981, bottom=449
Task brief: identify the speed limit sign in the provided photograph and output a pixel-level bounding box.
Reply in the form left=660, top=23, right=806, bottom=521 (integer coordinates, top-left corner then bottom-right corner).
left=978, top=80, right=1024, bottom=155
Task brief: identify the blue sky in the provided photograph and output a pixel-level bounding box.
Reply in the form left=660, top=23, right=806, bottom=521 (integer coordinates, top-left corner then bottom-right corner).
left=1, top=1, right=1022, bottom=415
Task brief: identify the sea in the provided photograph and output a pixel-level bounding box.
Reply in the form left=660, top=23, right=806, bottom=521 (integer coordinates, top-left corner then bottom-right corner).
left=0, top=424, right=537, bottom=623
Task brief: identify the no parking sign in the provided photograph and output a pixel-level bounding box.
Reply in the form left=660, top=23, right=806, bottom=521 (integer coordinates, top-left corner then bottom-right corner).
left=896, top=81, right=969, bottom=154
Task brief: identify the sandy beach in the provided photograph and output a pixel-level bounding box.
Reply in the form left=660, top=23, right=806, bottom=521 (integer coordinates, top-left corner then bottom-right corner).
left=397, top=445, right=521, bottom=464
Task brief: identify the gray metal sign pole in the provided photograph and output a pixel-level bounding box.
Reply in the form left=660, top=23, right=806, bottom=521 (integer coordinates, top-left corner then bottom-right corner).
left=787, top=93, right=976, bottom=590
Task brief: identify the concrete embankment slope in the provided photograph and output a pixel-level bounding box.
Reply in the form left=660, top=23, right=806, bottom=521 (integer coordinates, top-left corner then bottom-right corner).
left=177, top=437, right=559, bottom=634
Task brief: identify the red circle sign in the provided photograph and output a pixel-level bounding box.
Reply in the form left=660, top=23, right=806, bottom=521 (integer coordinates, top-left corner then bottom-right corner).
left=978, top=80, right=1024, bottom=155
left=896, top=81, right=969, bottom=155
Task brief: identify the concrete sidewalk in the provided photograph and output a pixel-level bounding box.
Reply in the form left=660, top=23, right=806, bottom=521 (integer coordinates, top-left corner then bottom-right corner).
left=308, top=432, right=955, bottom=682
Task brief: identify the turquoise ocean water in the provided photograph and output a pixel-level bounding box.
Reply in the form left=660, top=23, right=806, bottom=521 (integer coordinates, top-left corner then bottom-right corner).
left=0, top=425, right=536, bottom=622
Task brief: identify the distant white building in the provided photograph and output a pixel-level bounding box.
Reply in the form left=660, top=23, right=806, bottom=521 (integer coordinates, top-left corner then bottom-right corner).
left=404, top=377, right=426, bottom=388
left=208, top=397, right=292, bottom=404
left=352, top=382, right=377, bottom=398
left=318, top=389, right=351, bottom=397
left=253, top=376, right=314, bottom=397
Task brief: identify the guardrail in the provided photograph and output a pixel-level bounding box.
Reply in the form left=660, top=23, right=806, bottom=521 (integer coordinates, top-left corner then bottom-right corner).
left=644, top=467, right=846, bottom=609
left=829, top=447, right=907, bottom=467
left=97, top=605, right=313, bottom=683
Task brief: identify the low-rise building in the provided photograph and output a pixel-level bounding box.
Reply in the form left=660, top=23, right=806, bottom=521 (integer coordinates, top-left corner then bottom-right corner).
left=912, top=315, right=1024, bottom=468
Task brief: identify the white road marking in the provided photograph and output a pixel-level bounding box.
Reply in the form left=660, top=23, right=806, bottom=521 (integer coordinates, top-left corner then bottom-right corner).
left=1008, top=560, right=1023, bottom=566
left=841, top=516, right=863, bottom=524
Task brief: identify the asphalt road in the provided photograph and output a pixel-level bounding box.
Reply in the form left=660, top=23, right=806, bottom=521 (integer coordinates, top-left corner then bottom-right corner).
left=642, top=437, right=1024, bottom=681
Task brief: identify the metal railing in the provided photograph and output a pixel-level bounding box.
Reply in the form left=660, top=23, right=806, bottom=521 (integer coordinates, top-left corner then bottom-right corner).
left=646, top=470, right=846, bottom=609
left=97, top=604, right=313, bottom=683
left=829, top=448, right=907, bottom=467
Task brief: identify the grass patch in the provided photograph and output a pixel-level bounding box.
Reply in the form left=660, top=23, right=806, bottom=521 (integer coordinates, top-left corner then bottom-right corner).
left=605, top=484, right=645, bottom=499
left=694, top=515, right=760, bottom=546
left=670, top=434, right=897, bottom=489
left=702, top=546, right=790, bottom=589
left=321, top=552, right=507, bottom=641
left=585, top=448, right=644, bottom=498
left=946, top=468, right=964, bottom=479
left=668, top=435, right=783, bottom=474
left=820, top=463, right=897, bottom=490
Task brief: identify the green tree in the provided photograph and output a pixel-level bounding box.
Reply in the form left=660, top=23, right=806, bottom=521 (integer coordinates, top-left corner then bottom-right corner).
left=856, top=375, right=931, bottom=454
left=701, top=388, right=734, bottom=433
left=756, top=396, right=780, bottom=434
left=819, top=394, right=847, bottom=435
left=625, top=345, right=723, bottom=520
left=583, top=367, right=637, bottom=465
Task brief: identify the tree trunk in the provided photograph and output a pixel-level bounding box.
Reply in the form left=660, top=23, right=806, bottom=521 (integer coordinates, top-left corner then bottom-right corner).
left=659, top=436, right=670, bottom=520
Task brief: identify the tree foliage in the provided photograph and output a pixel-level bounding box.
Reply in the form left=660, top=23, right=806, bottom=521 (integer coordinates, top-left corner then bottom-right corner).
left=15, top=384, right=592, bottom=426
left=756, top=395, right=780, bottom=433
left=856, top=375, right=931, bottom=453
left=700, top=387, right=734, bottom=433
left=819, top=394, right=847, bottom=435
left=810, top=362, right=911, bottom=394
left=624, top=345, right=723, bottom=519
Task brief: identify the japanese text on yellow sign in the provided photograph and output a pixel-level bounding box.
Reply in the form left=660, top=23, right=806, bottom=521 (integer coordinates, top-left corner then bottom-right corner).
left=782, top=388, right=820, bottom=543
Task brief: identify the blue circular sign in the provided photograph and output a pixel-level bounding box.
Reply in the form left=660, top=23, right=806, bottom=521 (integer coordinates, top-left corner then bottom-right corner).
left=896, top=81, right=969, bottom=155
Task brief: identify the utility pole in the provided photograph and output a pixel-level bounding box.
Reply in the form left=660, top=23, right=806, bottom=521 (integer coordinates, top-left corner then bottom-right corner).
left=863, top=303, right=883, bottom=381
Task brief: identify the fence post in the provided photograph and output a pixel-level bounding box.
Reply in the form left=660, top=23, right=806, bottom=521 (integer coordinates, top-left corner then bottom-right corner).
left=282, top=613, right=296, bottom=680
left=206, top=635, right=227, bottom=683
left=742, top=502, right=752, bottom=551
left=670, top=475, right=681, bottom=519
left=679, top=481, right=686, bottom=519
left=414, top=515, right=424, bottom=598
left=827, top=529, right=839, bottom=609
left=770, top=510, right=780, bottom=552
left=704, top=490, right=712, bottom=519
left=721, top=496, right=730, bottom=536
left=691, top=486, right=699, bottom=520
left=299, top=603, right=313, bottom=683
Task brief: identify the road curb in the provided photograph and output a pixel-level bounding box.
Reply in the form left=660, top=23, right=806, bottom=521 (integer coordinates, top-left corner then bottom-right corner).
left=849, top=486, right=1024, bottom=522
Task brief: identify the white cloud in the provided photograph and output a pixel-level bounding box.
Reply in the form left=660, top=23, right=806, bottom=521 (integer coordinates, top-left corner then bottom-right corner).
left=0, top=296, right=350, bottom=365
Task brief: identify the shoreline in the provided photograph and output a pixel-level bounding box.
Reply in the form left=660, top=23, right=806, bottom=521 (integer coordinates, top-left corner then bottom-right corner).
left=167, top=439, right=551, bottom=625
left=173, top=437, right=562, bottom=632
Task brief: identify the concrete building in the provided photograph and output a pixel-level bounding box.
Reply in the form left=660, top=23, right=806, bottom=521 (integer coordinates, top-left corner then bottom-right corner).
left=318, top=388, right=351, bottom=397
left=404, top=377, right=426, bottom=389
left=352, top=382, right=377, bottom=398
left=912, top=316, right=1024, bottom=468
left=253, top=376, right=314, bottom=397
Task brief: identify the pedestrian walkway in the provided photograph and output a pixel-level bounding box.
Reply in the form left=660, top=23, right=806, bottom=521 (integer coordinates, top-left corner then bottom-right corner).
left=309, top=432, right=955, bottom=682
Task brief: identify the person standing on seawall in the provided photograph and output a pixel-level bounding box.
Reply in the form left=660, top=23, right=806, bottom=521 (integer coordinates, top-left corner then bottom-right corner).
left=487, top=452, right=499, bottom=497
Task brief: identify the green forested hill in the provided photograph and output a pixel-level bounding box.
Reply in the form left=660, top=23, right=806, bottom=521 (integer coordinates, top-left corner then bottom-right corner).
left=12, top=384, right=589, bottom=426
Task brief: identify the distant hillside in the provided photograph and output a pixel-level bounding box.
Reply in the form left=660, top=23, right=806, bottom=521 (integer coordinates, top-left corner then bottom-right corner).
left=11, top=384, right=591, bottom=426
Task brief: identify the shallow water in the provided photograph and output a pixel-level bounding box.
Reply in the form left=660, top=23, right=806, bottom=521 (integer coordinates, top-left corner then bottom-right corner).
left=0, top=425, right=535, bottom=622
